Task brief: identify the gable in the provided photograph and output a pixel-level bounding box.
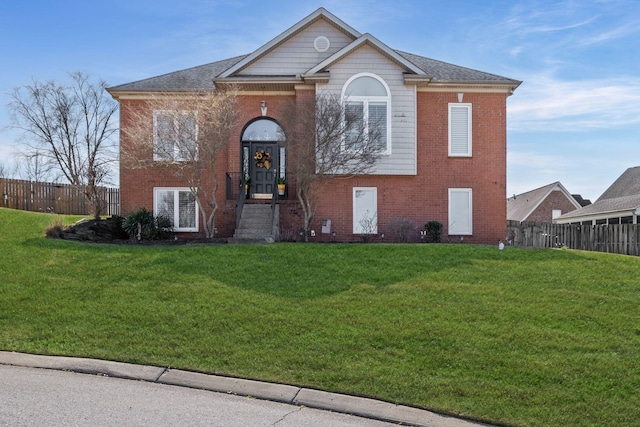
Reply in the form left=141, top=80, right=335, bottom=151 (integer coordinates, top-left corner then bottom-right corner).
left=240, top=19, right=356, bottom=76
left=597, top=166, right=640, bottom=201
left=508, top=182, right=581, bottom=222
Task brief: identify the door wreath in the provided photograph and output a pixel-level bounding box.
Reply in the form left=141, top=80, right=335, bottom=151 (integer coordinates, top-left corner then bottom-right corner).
left=254, top=150, right=271, bottom=169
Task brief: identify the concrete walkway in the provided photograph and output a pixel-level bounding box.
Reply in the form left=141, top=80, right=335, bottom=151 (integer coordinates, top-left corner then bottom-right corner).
left=0, top=351, right=493, bottom=427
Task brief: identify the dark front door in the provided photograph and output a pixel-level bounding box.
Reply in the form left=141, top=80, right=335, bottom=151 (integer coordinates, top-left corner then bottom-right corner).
left=241, top=118, right=285, bottom=199
left=247, top=142, right=277, bottom=197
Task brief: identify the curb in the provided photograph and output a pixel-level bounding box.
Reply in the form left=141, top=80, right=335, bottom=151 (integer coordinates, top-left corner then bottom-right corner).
left=0, top=351, right=491, bottom=427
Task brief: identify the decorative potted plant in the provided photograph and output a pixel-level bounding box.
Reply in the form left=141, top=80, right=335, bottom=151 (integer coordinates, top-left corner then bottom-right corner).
left=277, top=176, right=286, bottom=196
left=244, top=176, right=251, bottom=196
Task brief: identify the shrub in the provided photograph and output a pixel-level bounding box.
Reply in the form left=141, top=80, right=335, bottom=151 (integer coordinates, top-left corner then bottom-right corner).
left=358, top=212, right=378, bottom=243
left=424, top=221, right=443, bottom=243
left=385, top=218, right=419, bottom=243
left=122, top=208, right=173, bottom=241
left=45, top=219, right=65, bottom=238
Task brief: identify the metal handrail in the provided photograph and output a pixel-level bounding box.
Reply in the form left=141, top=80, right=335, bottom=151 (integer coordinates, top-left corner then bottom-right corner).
left=236, top=174, right=247, bottom=229
left=270, top=174, right=278, bottom=222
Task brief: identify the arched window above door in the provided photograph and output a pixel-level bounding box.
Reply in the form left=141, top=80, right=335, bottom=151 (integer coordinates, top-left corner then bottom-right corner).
left=241, top=119, right=284, bottom=142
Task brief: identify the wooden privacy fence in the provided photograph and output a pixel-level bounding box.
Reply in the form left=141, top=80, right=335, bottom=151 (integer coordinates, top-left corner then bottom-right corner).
left=507, top=220, right=640, bottom=256
left=0, top=178, right=120, bottom=216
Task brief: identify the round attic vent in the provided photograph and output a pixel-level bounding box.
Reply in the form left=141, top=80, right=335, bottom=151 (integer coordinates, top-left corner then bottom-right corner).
left=314, top=36, right=330, bottom=52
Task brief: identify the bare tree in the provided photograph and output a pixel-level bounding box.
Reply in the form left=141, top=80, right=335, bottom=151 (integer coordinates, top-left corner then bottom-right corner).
left=120, top=87, right=239, bottom=238
left=280, top=92, right=382, bottom=241
left=13, top=149, right=57, bottom=182
left=8, top=72, right=118, bottom=218
left=0, top=161, right=19, bottom=179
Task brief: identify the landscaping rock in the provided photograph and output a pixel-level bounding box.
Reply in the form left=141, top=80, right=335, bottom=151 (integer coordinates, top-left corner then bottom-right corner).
left=60, top=216, right=129, bottom=242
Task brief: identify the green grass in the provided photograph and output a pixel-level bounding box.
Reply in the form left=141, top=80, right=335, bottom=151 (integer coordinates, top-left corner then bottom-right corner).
left=1, top=207, right=639, bottom=427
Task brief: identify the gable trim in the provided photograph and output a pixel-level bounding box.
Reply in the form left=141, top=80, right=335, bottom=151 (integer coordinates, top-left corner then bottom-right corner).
left=303, top=33, right=426, bottom=78
left=219, top=8, right=361, bottom=79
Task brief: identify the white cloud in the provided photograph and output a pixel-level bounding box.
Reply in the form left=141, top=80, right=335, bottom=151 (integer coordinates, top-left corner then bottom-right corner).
left=577, top=18, right=640, bottom=46
left=508, top=73, right=640, bottom=132
left=507, top=149, right=600, bottom=200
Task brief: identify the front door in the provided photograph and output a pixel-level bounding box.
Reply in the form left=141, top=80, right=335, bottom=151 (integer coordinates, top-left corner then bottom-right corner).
left=250, top=142, right=277, bottom=197
left=241, top=118, right=286, bottom=199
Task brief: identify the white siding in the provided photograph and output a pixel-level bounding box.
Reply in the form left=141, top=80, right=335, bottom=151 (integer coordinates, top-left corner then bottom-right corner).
left=320, top=45, right=416, bottom=175
left=243, top=20, right=355, bottom=76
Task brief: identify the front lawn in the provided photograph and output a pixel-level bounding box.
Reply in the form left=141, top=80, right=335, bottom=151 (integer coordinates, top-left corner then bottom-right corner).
left=1, top=208, right=638, bottom=427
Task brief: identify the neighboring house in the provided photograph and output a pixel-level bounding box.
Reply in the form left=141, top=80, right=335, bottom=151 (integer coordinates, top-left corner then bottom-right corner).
left=107, top=8, right=521, bottom=243
left=507, top=182, right=584, bottom=223
left=557, top=166, right=640, bottom=225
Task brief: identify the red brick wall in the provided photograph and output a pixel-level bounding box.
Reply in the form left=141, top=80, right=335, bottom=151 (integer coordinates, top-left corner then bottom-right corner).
left=526, top=190, right=579, bottom=223
left=119, top=90, right=509, bottom=244
left=290, top=91, right=508, bottom=244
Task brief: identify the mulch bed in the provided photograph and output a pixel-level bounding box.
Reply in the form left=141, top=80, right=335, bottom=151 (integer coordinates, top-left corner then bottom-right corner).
left=50, top=217, right=226, bottom=245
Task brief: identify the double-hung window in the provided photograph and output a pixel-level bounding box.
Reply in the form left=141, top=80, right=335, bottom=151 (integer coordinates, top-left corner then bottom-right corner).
left=448, top=103, right=472, bottom=156
left=342, top=74, right=390, bottom=153
left=154, top=187, right=198, bottom=232
left=153, top=110, right=198, bottom=161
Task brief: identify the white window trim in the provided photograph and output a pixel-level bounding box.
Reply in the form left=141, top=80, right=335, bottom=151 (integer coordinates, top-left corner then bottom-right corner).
left=153, top=110, right=198, bottom=162
left=342, top=73, right=391, bottom=155
left=448, top=103, right=472, bottom=157
left=448, top=188, right=473, bottom=235
left=153, top=187, right=199, bottom=232
left=353, top=187, right=378, bottom=234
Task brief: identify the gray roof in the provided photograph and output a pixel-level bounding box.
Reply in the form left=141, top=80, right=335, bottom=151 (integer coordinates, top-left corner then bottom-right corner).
left=558, top=166, right=640, bottom=220
left=397, top=51, right=519, bottom=84
left=107, top=56, right=247, bottom=93
left=507, top=182, right=578, bottom=222
left=108, top=49, right=519, bottom=94
left=558, top=194, right=640, bottom=219
left=597, top=166, right=640, bottom=201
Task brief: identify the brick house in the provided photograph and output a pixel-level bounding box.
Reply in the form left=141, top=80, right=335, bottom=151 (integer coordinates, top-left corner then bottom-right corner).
left=507, top=182, right=584, bottom=223
left=108, top=8, right=521, bottom=243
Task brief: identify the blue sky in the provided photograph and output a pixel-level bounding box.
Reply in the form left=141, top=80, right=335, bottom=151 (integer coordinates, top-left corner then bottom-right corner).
left=1, top=0, right=639, bottom=201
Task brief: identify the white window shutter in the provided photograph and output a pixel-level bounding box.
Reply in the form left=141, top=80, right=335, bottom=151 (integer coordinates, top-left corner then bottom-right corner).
left=449, top=104, right=472, bottom=156
left=353, top=187, right=378, bottom=234
left=448, top=188, right=472, bottom=235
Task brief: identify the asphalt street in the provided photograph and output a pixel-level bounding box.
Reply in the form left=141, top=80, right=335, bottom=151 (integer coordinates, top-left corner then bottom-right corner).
left=0, top=352, right=491, bottom=427
left=0, top=364, right=398, bottom=427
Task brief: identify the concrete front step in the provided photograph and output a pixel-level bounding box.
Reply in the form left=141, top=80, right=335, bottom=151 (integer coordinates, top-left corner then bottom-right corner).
left=233, top=204, right=279, bottom=243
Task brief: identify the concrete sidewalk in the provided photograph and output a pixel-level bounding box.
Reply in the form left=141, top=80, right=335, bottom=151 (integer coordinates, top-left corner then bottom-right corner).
left=0, top=351, right=492, bottom=427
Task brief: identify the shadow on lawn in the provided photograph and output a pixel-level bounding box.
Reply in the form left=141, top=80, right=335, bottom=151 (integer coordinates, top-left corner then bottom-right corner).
left=21, top=237, right=586, bottom=300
